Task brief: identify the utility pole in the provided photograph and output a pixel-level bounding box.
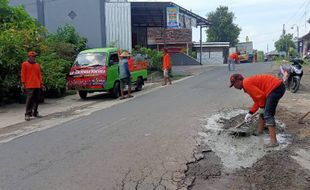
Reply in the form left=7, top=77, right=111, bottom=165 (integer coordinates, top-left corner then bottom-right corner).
left=297, top=26, right=299, bottom=39
left=291, top=25, right=300, bottom=39
left=199, top=25, right=202, bottom=65
left=283, top=24, right=288, bottom=56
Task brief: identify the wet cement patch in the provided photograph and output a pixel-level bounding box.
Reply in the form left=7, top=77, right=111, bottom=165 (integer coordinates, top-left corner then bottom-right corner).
left=201, top=109, right=291, bottom=171
left=185, top=109, right=297, bottom=189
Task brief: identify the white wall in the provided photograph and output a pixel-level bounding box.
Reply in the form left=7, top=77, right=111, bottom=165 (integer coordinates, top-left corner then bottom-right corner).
left=43, top=0, right=102, bottom=48
left=10, top=0, right=104, bottom=48
left=197, top=51, right=224, bottom=64
left=9, top=0, right=38, bottom=19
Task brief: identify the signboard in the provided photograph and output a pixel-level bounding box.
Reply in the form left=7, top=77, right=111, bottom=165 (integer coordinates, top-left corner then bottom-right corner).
left=167, top=6, right=179, bottom=28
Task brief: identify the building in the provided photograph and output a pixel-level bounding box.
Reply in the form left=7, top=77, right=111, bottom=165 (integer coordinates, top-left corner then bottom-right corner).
left=10, top=0, right=210, bottom=55
left=193, top=42, right=230, bottom=64
left=299, top=32, right=310, bottom=58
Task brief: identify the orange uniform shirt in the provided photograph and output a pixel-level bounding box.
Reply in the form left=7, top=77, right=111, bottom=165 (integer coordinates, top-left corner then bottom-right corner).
left=229, top=53, right=239, bottom=60
left=128, top=58, right=134, bottom=71
left=243, top=74, right=282, bottom=113
left=163, top=53, right=171, bottom=70
left=21, top=61, right=43, bottom=88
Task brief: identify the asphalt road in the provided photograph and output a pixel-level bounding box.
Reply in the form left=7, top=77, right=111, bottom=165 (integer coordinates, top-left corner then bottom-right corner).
left=0, top=63, right=274, bottom=190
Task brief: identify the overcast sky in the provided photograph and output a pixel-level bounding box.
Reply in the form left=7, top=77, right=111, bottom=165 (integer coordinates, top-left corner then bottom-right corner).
left=132, top=0, right=310, bottom=52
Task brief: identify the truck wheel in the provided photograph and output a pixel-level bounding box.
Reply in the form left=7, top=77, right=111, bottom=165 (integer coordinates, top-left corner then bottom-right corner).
left=135, top=77, right=143, bottom=91
left=78, top=91, right=87, bottom=99
left=111, top=82, right=120, bottom=98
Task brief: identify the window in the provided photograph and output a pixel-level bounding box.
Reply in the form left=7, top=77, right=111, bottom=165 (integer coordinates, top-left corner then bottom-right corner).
left=74, top=53, right=106, bottom=67
left=109, top=53, right=119, bottom=65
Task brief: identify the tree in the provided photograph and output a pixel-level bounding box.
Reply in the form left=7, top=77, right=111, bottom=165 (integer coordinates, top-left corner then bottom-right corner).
left=274, top=34, right=296, bottom=54
left=0, top=0, right=87, bottom=103
left=0, top=0, right=46, bottom=103
left=206, top=6, right=241, bottom=46
left=289, top=47, right=298, bottom=57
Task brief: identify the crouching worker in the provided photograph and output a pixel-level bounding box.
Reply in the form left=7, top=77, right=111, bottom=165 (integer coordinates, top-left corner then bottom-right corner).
left=229, top=73, right=285, bottom=148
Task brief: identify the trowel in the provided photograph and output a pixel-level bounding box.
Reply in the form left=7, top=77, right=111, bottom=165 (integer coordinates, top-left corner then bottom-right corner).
left=229, top=112, right=259, bottom=137
left=234, top=112, right=259, bottom=128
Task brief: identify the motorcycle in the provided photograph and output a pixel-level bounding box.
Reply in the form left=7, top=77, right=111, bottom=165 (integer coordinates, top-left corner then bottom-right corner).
left=278, top=58, right=303, bottom=93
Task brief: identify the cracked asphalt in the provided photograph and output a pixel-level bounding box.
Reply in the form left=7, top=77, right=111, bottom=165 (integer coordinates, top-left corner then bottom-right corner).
left=0, top=63, right=273, bottom=190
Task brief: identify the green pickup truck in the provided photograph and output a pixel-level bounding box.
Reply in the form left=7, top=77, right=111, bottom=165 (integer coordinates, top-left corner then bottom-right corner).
left=67, top=48, right=148, bottom=99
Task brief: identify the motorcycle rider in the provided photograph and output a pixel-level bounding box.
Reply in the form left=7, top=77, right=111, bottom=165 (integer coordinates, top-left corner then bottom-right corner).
left=230, top=73, right=286, bottom=148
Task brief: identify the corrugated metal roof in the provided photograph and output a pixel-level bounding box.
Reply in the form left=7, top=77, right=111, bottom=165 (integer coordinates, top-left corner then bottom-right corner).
left=105, top=2, right=132, bottom=51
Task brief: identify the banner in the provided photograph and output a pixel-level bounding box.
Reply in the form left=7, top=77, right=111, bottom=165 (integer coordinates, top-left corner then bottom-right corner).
left=167, top=6, right=179, bottom=28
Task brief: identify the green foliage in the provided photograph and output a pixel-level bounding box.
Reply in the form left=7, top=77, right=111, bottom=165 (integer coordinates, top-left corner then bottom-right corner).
left=45, top=24, right=87, bottom=54
left=38, top=24, right=88, bottom=90
left=0, top=2, right=87, bottom=103
left=274, top=34, right=296, bottom=54
left=206, top=6, right=241, bottom=46
left=257, top=51, right=265, bottom=62
left=0, top=1, right=46, bottom=102
left=107, top=41, right=117, bottom=48
left=303, top=58, right=309, bottom=65
left=289, top=47, right=298, bottom=57
left=139, top=48, right=164, bottom=71
left=37, top=54, right=71, bottom=89
left=190, top=51, right=197, bottom=59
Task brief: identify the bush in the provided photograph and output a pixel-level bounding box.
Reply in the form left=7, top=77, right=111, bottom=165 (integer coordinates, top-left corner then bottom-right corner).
left=46, top=24, right=87, bottom=53
left=0, top=1, right=87, bottom=103
left=0, top=0, right=46, bottom=103
left=289, top=47, right=298, bottom=58
left=190, top=51, right=197, bottom=59
left=303, top=58, right=309, bottom=65
left=37, top=25, right=87, bottom=98
left=139, top=47, right=164, bottom=71
left=37, top=53, right=71, bottom=90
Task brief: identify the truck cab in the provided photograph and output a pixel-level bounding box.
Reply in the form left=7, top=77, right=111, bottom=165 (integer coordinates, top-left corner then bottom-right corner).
left=67, top=48, right=148, bottom=99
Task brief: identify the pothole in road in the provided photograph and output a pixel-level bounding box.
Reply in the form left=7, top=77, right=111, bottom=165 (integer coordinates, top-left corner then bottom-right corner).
left=185, top=109, right=293, bottom=189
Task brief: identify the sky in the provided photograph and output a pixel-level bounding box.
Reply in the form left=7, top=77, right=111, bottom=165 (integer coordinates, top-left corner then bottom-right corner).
left=132, top=0, right=310, bottom=52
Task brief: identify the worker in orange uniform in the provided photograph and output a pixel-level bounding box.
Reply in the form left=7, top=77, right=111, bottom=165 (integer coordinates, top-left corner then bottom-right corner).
left=162, top=48, right=172, bottom=85
left=21, top=51, right=44, bottom=121
left=128, top=56, right=135, bottom=71
left=229, top=73, right=285, bottom=148
left=228, top=51, right=240, bottom=71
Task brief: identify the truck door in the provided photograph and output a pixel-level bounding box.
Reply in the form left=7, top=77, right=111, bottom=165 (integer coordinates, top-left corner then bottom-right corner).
left=106, top=52, right=119, bottom=90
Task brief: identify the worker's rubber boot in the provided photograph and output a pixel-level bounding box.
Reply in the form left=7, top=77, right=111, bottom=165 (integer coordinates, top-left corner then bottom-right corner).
left=257, top=116, right=265, bottom=135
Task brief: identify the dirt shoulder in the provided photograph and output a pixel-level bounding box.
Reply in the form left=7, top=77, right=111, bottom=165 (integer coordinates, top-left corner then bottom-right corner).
left=186, top=65, right=310, bottom=190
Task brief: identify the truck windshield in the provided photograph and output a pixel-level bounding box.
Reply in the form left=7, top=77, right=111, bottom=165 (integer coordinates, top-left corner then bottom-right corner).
left=74, top=53, right=106, bottom=67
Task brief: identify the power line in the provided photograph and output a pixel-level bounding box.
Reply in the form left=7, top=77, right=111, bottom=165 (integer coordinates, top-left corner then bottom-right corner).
left=286, top=0, right=309, bottom=25
left=296, top=0, right=310, bottom=21
left=293, top=0, right=310, bottom=34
